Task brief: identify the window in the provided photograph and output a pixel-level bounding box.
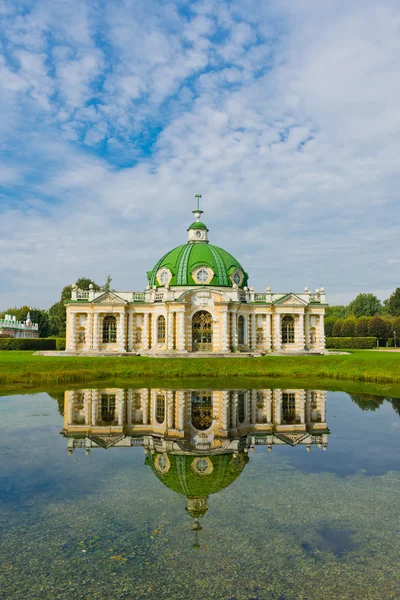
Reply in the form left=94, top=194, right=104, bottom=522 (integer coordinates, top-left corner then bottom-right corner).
left=281, top=315, right=295, bottom=344
left=157, top=315, right=166, bottom=343
left=101, top=394, right=116, bottom=424
left=196, top=230, right=202, bottom=239
left=156, top=394, right=165, bottom=424
left=102, top=315, right=117, bottom=343
left=238, top=315, right=245, bottom=344
left=196, top=269, right=209, bottom=283
left=233, top=271, right=241, bottom=285
left=159, top=269, right=169, bottom=285
left=194, top=458, right=209, bottom=473
left=238, top=393, right=246, bottom=424
left=282, top=392, right=296, bottom=424
left=191, top=393, right=213, bottom=430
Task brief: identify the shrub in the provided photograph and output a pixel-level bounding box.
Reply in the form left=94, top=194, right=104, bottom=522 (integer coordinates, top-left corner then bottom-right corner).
left=0, top=338, right=56, bottom=351
left=324, top=316, right=337, bottom=337
left=369, top=316, right=390, bottom=340
left=332, top=319, right=344, bottom=337
left=355, top=316, right=371, bottom=337
left=325, top=337, right=377, bottom=349
left=341, top=317, right=356, bottom=337
left=56, top=338, right=66, bottom=350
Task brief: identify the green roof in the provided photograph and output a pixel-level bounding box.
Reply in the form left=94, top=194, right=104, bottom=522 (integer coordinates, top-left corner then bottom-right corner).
left=188, top=221, right=208, bottom=230
left=147, top=243, right=249, bottom=288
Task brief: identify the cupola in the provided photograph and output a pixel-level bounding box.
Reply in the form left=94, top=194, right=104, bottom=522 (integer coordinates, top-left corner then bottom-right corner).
left=187, top=194, right=209, bottom=243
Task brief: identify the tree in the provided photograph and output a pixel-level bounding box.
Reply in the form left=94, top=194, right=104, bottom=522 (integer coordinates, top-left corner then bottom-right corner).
left=369, top=316, right=390, bottom=340
left=324, top=316, right=337, bottom=337
left=350, top=394, right=385, bottom=411
left=385, top=288, right=400, bottom=316
left=325, top=305, right=346, bottom=319
left=102, top=274, right=112, bottom=293
left=346, top=293, right=382, bottom=317
left=48, top=277, right=100, bottom=337
left=341, top=317, right=356, bottom=337
left=355, top=316, right=370, bottom=337
left=332, top=319, right=344, bottom=337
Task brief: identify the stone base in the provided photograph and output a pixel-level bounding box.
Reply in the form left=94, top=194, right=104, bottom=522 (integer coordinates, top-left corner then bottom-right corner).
left=35, top=349, right=327, bottom=358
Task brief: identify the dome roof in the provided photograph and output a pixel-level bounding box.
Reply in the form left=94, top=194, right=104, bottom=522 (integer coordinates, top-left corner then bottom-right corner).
left=146, top=453, right=248, bottom=499
left=147, top=243, right=248, bottom=288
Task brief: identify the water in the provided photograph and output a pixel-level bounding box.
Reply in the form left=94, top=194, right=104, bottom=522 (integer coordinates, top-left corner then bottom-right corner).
left=0, top=385, right=399, bottom=600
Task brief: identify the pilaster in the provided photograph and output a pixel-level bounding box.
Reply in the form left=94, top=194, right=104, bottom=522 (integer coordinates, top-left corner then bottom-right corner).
left=221, top=307, right=229, bottom=352
left=274, top=313, right=281, bottom=351
left=167, top=310, right=174, bottom=351
left=231, top=311, right=238, bottom=351
left=250, top=313, right=256, bottom=351
left=85, top=312, right=92, bottom=351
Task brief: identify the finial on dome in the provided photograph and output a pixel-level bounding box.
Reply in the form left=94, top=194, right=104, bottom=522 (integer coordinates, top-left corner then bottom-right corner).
left=193, top=193, right=203, bottom=222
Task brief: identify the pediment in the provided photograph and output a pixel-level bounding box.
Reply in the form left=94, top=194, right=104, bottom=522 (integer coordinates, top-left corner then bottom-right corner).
left=92, top=292, right=127, bottom=305
left=89, top=435, right=125, bottom=449
left=274, top=293, right=307, bottom=307
left=275, top=433, right=309, bottom=446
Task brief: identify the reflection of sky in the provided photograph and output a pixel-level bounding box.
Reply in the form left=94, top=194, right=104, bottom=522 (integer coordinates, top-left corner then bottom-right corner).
left=1, top=389, right=400, bottom=599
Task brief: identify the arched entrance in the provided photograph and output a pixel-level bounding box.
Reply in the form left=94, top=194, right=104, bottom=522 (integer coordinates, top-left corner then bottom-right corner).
left=192, top=310, right=213, bottom=352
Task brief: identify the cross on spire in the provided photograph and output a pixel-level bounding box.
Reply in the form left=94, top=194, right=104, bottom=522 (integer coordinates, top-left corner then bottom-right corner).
left=194, top=193, right=202, bottom=211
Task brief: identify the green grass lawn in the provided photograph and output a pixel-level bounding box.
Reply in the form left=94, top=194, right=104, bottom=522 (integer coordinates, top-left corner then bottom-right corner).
left=1, top=351, right=400, bottom=394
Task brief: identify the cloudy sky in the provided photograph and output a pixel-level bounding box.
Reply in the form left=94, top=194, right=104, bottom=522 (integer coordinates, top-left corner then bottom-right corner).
left=1, top=0, right=399, bottom=310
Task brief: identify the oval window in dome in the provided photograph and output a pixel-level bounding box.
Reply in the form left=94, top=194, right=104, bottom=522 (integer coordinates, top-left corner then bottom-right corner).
left=159, top=269, right=169, bottom=285
left=196, top=230, right=202, bottom=239
left=196, top=269, right=209, bottom=283
left=233, top=271, right=241, bottom=285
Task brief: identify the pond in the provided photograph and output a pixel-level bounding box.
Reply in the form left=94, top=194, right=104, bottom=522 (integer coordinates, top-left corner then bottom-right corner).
left=0, top=385, right=399, bottom=599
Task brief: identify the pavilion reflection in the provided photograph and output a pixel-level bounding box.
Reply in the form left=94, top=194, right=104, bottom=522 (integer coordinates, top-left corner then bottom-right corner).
left=61, top=387, right=329, bottom=546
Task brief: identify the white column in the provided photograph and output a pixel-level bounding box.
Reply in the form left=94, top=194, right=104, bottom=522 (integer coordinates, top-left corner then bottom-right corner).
left=299, top=390, right=306, bottom=424
left=84, top=390, right=91, bottom=425
left=118, top=312, right=126, bottom=351
left=263, top=314, right=271, bottom=352
left=305, top=312, right=310, bottom=349
left=320, top=391, right=327, bottom=422
left=167, top=391, right=174, bottom=428
left=167, top=310, right=174, bottom=351
left=298, top=313, right=305, bottom=350
left=68, top=312, right=76, bottom=351
left=250, top=313, right=256, bottom=350
left=319, top=314, right=325, bottom=350
left=92, top=391, right=99, bottom=426
left=67, top=392, right=74, bottom=425
left=92, top=313, right=100, bottom=351
left=126, top=390, right=133, bottom=425
left=274, top=313, right=281, bottom=351
left=85, top=312, right=92, bottom=351
left=141, top=388, right=149, bottom=424
left=117, top=389, right=125, bottom=426
left=231, top=391, right=238, bottom=428
left=222, top=391, right=229, bottom=431
left=143, top=313, right=150, bottom=350
left=128, top=312, right=134, bottom=351
left=177, top=311, right=186, bottom=351
left=274, top=389, right=282, bottom=424
left=177, top=391, right=185, bottom=430
left=306, top=391, right=311, bottom=424
left=221, top=308, right=229, bottom=352
left=231, top=311, right=238, bottom=351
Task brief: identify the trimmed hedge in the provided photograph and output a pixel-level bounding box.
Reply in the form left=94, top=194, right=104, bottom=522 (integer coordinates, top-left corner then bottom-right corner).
left=326, top=337, right=377, bottom=349
left=0, top=338, right=56, bottom=351
left=56, top=338, right=66, bottom=351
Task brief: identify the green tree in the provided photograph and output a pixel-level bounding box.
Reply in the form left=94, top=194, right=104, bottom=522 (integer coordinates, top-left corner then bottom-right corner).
left=332, top=319, right=344, bottom=337
left=384, top=287, right=400, bottom=316
left=325, top=305, right=346, bottom=319
left=346, top=293, right=382, bottom=317
left=48, top=277, right=100, bottom=337
left=355, top=316, right=370, bottom=337
left=324, top=316, right=337, bottom=337
left=369, top=316, right=390, bottom=340
left=341, top=317, right=356, bottom=337
left=350, top=394, right=385, bottom=411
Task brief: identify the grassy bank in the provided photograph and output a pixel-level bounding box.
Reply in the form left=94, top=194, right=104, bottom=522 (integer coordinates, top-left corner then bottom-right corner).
left=1, top=351, right=400, bottom=392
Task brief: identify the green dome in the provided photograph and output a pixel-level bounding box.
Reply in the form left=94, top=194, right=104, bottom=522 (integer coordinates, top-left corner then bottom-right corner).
left=146, top=453, right=248, bottom=498
left=147, top=243, right=249, bottom=288
left=188, top=221, right=208, bottom=230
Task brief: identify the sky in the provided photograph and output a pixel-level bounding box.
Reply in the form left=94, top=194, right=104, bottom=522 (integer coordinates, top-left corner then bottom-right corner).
left=0, top=0, right=399, bottom=310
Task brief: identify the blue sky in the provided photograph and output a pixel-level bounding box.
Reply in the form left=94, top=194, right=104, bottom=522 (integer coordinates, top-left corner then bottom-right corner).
left=0, top=0, right=399, bottom=309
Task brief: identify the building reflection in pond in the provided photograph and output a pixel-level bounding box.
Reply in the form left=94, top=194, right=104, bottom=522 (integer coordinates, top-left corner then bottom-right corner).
left=61, top=388, right=329, bottom=546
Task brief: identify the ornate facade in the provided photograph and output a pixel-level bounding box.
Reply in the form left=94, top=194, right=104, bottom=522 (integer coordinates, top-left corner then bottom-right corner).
left=65, top=198, right=327, bottom=354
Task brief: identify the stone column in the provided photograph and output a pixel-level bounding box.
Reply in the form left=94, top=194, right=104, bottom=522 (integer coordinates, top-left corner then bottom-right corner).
left=67, top=392, right=74, bottom=425
left=319, top=314, right=325, bottom=350
left=128, top=312, right=134, bottom=351
left=68, top=312, right=76, bottom=351
left=231, top=391, right=238, bottom=428
left=222, top=391, right=229, bottom=431
left=143, top=313, right=150, bottom=350
left=320, top=392, right=327, bottom=422
left=167, top=391, right=174, bottom=428
left=117, top=389, right=125, bottom=426
left=118, top=312, right=126, bottom=352
left=304, top=312, right=310, bottom=349
left=85, top=312, right=92, bottom=351
left=126, top=390, right=133, bottom=425
left=265, top=390, right=272, bottom=423
left=231, top=311, right=238, bottom=351
left=92, top=391, right=100, bottom=426
left=263, top=314, right=271, bottom=352
left=141, top=388, right=149, bottom=424
left=274, top=313, right=281, bottom=351
left=176, top=391, right=185, bottom=431
left=92, top=313, right=100, bottom=351
left=299, top=390, right=306, bottom=424
left=251, top=390, right=257, bottom=424
left=221, top=308, right=229, bottom=352
left=274, top=389, right=282, bottom=424
left=298, top=313, right=305, bottom=350
left=177, top=311, right=186, bottom=351
left=84, top=390, right=91, bottom=425
left=250, top=314, right=257, bottom=350
left=167, top=311, right=174, bottom=351
left=306, top=391, right=311, bottom=424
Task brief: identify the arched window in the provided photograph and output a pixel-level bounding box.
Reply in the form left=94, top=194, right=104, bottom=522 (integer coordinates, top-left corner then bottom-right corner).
left=281, top=315, right=295, bottom=344
left=156, top=394, right=165, bottom=424
left=191, top=393, right=213, bottom=430
left=310, top=327, right=317, bottom=344
left=238, top=315, right=245, bottom=345
left=102, top=315, right=117, bottom=343
left=157, top=315, right=166, bottom=343
left=101, top=394, right=116, bottom=424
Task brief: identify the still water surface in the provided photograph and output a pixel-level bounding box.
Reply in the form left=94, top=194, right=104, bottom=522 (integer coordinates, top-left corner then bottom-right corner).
left=0, top=386, right=399, bottom=599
